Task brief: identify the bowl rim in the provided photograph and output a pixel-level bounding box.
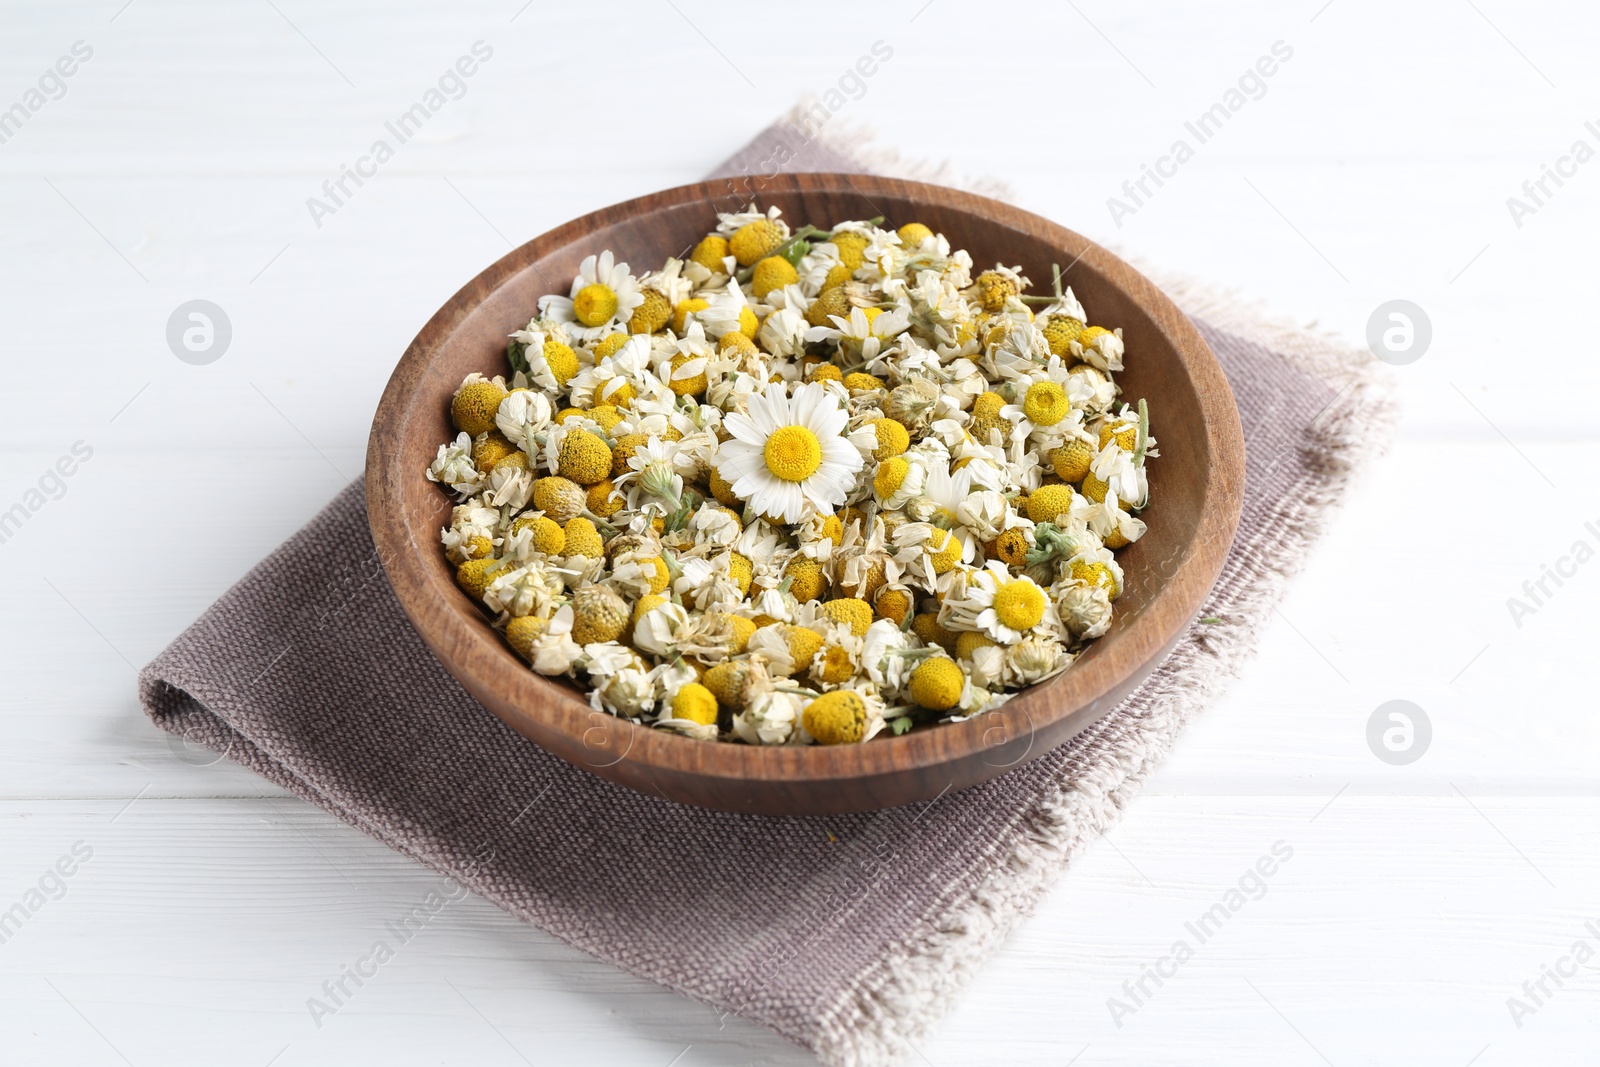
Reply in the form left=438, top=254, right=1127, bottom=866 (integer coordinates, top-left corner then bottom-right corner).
left=367, top=172, right=1245, bottom=808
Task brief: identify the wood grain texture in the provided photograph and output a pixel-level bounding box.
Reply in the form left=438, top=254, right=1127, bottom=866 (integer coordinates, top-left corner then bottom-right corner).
left=365, top=173, right=1246, bottom=814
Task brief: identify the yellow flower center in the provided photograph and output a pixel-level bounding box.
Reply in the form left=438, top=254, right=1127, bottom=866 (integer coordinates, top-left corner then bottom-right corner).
left=1071, top=560, right=1121, bottom=600
left=832, top=231, right=868, bottom=270
left=872, top=418, right=909, bottom=460
left=908, top=656, right=964, bottom=710
left=572, top=283, right=618, bottom=327
left=671, top=683, right=720, bottom=726
left=993, top=527, right=1031, bottom=567
left=993, top=579, right=1046, bottom=631
left=543, top=340, right=580, bottom=384
left=803, top=689, right=868, bottom=744
left=928, top=527, right=962, bottom=574
left=972, top=391, right=1005, bottom=419
left=784, top=556, right=828, bottom=601
left=1023, top=381, right=1070, bottom=426
left=816, top=644, right=856, bottom=685
left=764, top=425, right=823, bottom=482
left=599, top=377, right=636, bottom=408
left=874, top=456, right=909, bottom=496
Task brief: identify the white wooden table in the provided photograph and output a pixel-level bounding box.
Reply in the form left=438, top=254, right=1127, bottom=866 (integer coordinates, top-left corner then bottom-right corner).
left=3, top=1, right=1595, bottom=1062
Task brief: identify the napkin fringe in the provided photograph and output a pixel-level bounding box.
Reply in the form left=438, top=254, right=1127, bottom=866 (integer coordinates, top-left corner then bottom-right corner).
left=814, top=276, right=1399, bottom=1066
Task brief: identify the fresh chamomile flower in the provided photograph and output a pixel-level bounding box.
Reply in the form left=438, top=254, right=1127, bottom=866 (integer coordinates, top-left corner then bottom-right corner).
left=714, top=381, right=864, bottom=524
left=538, top=251, right=645, bottom=342
left=943, top=560, right=1055, bottom=644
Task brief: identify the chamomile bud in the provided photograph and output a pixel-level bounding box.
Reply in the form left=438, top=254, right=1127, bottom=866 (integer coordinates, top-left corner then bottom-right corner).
left=672, top=683, right=720, bottom=726
left=562, top=517, right=605, bottom=560
left=783, top=556, right=828, bottom=603
left=908, top=656, right=964, bottom=711
left=452, top=380, right=507, bottom=436
left=729, top=218, right=786, bottom=266
left=751, top=255, right=799, bottom=299
left=821, top=598, right=873, bottom=637
left=629, top=289, right=672, bottom=335
left=804, top=690, right=869, bottom=745
left=533, top=476, right=587, bottom=523
left=557, top=429, right=613, bottom=486
left=570, top=584, right=629, bottom=644
left=1051, top=438, right=1095, bottom=483
left=689, top=234, right=729, bottom=273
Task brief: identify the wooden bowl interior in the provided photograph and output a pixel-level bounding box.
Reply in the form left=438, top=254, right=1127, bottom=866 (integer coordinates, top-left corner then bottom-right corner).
left=372, top=174, right=1241, bottom=814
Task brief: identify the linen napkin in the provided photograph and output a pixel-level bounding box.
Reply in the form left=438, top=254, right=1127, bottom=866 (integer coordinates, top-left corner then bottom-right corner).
left=139, top=115, right=1396, bottom=1066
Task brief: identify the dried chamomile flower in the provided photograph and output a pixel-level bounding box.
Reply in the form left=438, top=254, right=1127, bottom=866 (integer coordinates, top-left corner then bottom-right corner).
left=426, top=432, right=485, bottom=499
left=425, top=209, right=1156, bottom=744
left=451, top=375, right=507, bottom=437
left=908, top=656, right=965, bottom=711
left=803, top=690, right=871, bottom=745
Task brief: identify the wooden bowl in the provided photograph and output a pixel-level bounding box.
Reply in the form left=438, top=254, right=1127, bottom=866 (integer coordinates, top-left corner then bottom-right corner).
left=367, top=173, right=1244, bottom=815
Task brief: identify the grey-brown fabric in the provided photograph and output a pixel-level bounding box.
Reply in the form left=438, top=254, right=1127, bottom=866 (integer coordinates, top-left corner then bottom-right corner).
left=139, top=124, right=1396, bottom=1066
